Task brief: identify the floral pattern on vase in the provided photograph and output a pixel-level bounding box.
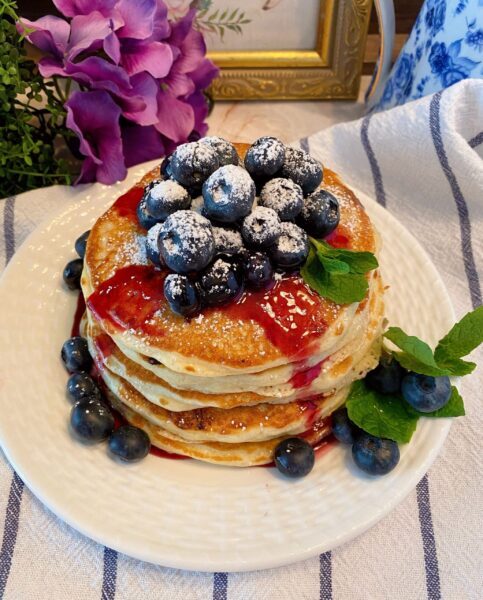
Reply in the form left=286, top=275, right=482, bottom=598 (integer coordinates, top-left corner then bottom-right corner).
left=374, top=0, right=482, bottom=112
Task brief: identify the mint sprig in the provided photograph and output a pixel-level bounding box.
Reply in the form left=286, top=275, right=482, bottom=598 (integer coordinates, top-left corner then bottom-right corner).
left=300, top=238, right=378, bottom=304
left=346, top=381, right=464, bottom=443
left=385, top=306, right=483, bottom=377
left=345, top=307, right=482, bottom=443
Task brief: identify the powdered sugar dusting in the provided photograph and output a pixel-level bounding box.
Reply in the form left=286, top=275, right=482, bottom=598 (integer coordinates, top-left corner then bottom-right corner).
left=259, top=177, right=303, bottom=220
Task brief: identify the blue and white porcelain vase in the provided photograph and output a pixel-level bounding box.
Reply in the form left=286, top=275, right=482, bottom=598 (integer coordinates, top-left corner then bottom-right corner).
left=374, top=0, right=483, bottom=112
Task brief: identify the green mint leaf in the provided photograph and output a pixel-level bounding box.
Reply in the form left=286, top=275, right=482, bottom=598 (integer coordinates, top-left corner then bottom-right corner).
left=434, top=306, right=483, bottom=362
left=317, top=253, right=350, bottom=274
left=384, top=327, right=449, bottom=376
left=406, top=386, right=465, bottom=418
left=326, top=248, right=379, bottom=274
left=311, top=239, right=379, bottom=274
left=323, top=272, right=369, bottom=304
left=346, top=380, right=419, bottom=443
left=432, top=356, right=476, bottom=376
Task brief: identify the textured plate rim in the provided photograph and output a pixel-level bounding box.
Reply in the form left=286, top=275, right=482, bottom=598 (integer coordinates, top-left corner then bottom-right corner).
left=0, top=170, right=454, bottom=572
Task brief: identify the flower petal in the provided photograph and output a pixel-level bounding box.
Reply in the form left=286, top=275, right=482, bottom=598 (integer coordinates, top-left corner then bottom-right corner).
left=163, top=69, right=195, bottom=97
left=104, top=31, right=121, bottom=64
left=124, top=72, right=159, bottom=125
left=185, top=90, right=209, bottom=137
left=68, top=12, right=118, bottom=60
left=116, top=0, right=157, bottom=39
left=154, top=90, right=194, bottom=142
left=189, top=58, right=219, bottom=90
left=17, top=16, right=70, bottom=58
left=121, top=124, right=165, bottom=167
left=121, top=41, right=173, bottom=78
left=65, top=90, right=126, bottom=184
left=53, top=0, right=118, bottom=17
left=175, top=27, right=206, bottom=74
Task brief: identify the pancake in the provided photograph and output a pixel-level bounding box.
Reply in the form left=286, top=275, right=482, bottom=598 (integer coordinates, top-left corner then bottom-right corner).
left=81, top=144, right=379, bottom=377
left=78, top=141, right=385, bottom=466
left=107, top=391, right=333, bottom=467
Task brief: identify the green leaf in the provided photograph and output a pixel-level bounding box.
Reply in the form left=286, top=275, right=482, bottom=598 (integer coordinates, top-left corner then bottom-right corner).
left=208, top=9, right=219, bottom=21
left=317, top=253, right=350, bottom=273
left=407, top=386, right=465, bottom=418
left=384, top=327, right=449, bottom=376
left=311, top=239, right=379, bottom=274
left=346, top=380, right=419, bottom=443
left=434, top=306, right=483, bottom=362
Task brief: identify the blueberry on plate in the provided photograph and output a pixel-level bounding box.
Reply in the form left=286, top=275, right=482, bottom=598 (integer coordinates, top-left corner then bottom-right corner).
left=352, top=434, right=400, bottom=475
left=244, top=252, right=273, bottom=289
left=244, top=136, right=285, bottom=179
left=212, top=226, right=245, bottom=256
left=269, top=222, right=309, bottom=269
left=137, top=197, right=160, bottom=230
left=401, top=373, right=451, bottom=413
left=63, top=258, right=83, bottom=290
left=241, top=206, right=281, bottom=249
left=297, top=189, right=340, bottom=238
left=160, top=154, right=173, bottom=180
left=108, top=425, right=151, bottom=462
left=200, top=136, right=239, bottom=167
left=144, top=180, right=191, bottom=222
left=202, top=165, right=255, bottom=223
left=158, top=210, right=215, bottom=273
left=164, top=273, right=201, bottom=317
left=74, top=230, right=90, bottom=259
left=170, top=141, right=219, bottom=188
left=280, top=147, right=323, bottom=195
left=67, top=372, right=101, bottom=403
left=259, top=178, right=303, bottom=221
left=366, top=357, right=406, bottom=395
left=199, top=255, right=243, bottom=307
left=61, top=336, right=93, bottom=373
left=145, top=223, right=164, bottom=267
left=70, top=398, right=114, bottom=443
left=274, top=437, right=315, bottom=478
left=331, top=407, right=362, bottom=444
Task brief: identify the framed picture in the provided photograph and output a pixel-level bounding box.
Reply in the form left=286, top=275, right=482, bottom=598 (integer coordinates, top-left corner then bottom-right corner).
left=167, top=0, right=372, bottom=100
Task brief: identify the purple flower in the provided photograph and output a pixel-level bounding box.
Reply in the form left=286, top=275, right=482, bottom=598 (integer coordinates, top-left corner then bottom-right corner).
left=19, top=0, right=218, bottom=184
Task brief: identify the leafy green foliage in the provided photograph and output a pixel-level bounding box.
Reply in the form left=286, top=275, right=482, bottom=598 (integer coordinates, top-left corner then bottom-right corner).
left=300, top=238, right=378, bottom=304
left=0, top=0, right=75, bottom=197
left=195, top=4, right=252, bottom=41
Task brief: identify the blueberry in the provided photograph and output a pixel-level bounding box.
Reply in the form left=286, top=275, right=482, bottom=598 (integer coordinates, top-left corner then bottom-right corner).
left=200, top=136, right=239, bottom=167
left=244, top=252, right=273, bottom=289
left=160, top=154, right=173, bottom=180
left=144, top=180, right=191, bottom=222
left=75, top=230, right=90, bottom=259
left=352, top=434, right=400, bottom=475
left=164, top=273, right=201, bottom=317
left=401, top=373, right=451, bottom=413
left=203, top=165, right=255, bottom=223
left=297, top=190, right=340, bottom=238
left=61, top=336, right=93, bottom=373
left=213, top=226, right=245, bottom=256
left=146, top=223, right=164, bottom=267
left=70, top=398, right=114, bottom=443
left=108, top=425, right=151, bottom=462
left=137, top=197, right=160, bottom=230
left=331, top=407, right=362, bottom=444
left=241, top=206, right=281, bottom=249
left=170, top=141, right=219, bottom=188
left=366, top=358, right=406, bottom=395
left=259, top=178, right=303, bottom=221
left=274, top=437, right=315, bottom=478
left=158, top=210, right=215, bottom=273
left=280, top=147, right=323, bottom=194
left=244, top=136, right=285, bottom=179
left=67, top=372, right=101, bottom=403
left=269, top=222, right=309, bottom=269
left=63, top=259, right=83, bottom=290
left=199, top=255, right=243, bottom=307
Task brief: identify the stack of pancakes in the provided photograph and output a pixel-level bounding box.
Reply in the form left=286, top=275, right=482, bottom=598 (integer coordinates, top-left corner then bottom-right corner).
left=80, top=143, right=384, bottom=466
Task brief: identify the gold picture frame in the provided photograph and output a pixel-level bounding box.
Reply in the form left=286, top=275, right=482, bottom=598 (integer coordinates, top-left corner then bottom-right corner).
left=207, top=0, right=372, bottom=101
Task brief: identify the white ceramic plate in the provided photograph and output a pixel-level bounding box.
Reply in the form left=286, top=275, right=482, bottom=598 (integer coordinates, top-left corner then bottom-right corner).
left=0, top=163, right=454, bottom=572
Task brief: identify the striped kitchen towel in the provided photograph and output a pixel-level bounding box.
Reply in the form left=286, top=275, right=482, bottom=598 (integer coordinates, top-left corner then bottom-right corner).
left=0, top=79, right=482, bottom=599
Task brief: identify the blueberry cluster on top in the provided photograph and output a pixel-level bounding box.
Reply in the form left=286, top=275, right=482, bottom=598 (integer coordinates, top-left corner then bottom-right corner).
left=137, top=136, right=341, bottom=317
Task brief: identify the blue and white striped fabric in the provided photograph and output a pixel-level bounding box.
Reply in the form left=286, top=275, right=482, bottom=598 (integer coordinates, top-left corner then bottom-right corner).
left=0, top=79, right=482, bottom=600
